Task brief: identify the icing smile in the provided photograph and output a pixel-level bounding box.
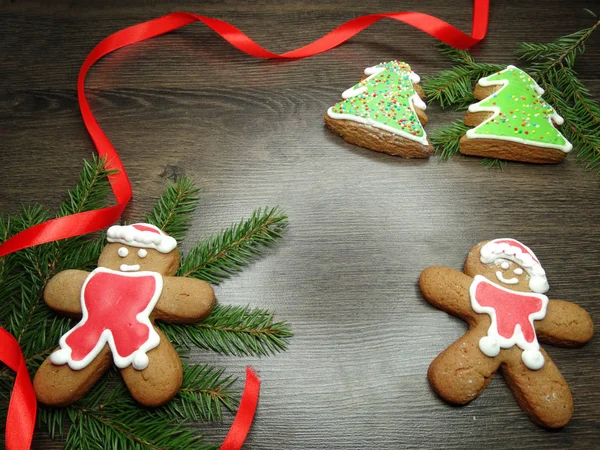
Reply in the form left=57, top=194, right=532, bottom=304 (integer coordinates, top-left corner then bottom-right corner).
left=495, top=271, right=518, bottom=285
left=120, top=264, right=140, bottom=272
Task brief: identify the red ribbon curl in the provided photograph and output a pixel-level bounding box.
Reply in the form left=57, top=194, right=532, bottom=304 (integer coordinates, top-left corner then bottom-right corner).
left=0, top=3, right=490, bottom=449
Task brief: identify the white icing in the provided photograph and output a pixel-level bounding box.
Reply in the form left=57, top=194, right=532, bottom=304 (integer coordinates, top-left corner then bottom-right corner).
left=480, top=238, right=549, bottom=294
left=137, top=249, right=148, bottom=258
left=500, top=261, right=510, bottom=270
left=478, top=335, right=500, bottom=357
left=118, top=247, right=129, bottom=257
left=514, top=268, right=524, bottom=275
left=120, top=264, right=140, bottom=272
left=50, top=267, right=162, bottom=370
left=466, top=65, right=572, bottom=152
left=470, top=275, right=549, bottom=371
left=107, top=223, right=177, bottom=254
left=495, top=271, right=518, bottom=285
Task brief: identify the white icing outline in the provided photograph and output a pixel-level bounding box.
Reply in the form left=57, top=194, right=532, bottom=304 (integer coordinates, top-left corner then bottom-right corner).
left=50, top=267, right=162, bottom=371
left=327, top=62, right=428, bottom=145
left=465, top=65, right=572, bottom=152
left=470, top=275, right=548, bottom=370
left=480, top=238, right=549, bottom=294
left=107, top=223, right=177, bottom=254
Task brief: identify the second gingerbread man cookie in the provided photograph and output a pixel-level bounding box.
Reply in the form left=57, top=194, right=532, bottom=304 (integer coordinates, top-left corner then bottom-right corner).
left=33, top=223, right=215, bottom=407
left=420, top=239, right=594, bottom=428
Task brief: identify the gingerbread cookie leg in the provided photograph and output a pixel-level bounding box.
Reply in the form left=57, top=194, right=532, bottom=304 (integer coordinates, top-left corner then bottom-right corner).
left=120, top=326, right=183, bottom=407
left=33, top=345, right=112, bottom=406
left=428, top=323, right=501, bottom=404
left=502, top=348, right=573, bottom=428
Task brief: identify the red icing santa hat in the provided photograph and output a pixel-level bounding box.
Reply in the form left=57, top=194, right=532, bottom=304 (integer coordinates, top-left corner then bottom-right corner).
left=479, top=238, right=549, bottom=293
left=106, top=223, right=177, bottom=254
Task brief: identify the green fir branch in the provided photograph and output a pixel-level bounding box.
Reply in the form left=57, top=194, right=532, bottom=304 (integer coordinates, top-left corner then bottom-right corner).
left=422, top=44, right=504, bottom=109
left=481, top=158, right=507, bottom=169
left=429, top=120, right=470, bottom=161
left=178, top=207, right=288, bottom=285
left=57, top=156, right=113, bottom=218
left=158, top=364, right=238, bottom=422
left=160, top=304, right=293, bottom=357
left=60, top=378, right=211, bottom=450
left=145, top=178, right=200, bottom=243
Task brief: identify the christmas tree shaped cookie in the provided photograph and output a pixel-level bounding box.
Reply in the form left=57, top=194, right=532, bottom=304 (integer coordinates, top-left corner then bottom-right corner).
left=461, top=65, right=573, bottom=163
left=325, top=61, right=431, bottom=158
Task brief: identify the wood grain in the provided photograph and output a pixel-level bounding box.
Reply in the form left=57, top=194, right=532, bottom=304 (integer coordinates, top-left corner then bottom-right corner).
left=1, top=0, right=599, bottom=448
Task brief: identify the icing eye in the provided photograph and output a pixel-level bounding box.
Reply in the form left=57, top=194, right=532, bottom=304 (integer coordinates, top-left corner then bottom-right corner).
left=500, top=261, right=510, bottom=270
left=118, top=247, right=129, bottom=257
left=137, top=249, right=148, bottom=258
left=514, top=268, right=524, bottom=275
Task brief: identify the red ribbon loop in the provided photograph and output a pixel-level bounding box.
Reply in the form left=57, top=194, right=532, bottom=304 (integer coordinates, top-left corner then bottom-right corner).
left=221, top=368, right=261, bottom=450
left=1, top=3, right=490, bottom=449
left=0, top=327, right=36, bottom=450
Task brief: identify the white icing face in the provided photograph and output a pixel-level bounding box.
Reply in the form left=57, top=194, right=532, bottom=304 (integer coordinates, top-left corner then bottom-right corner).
left=120, top=264, right=140, bottom=272
left=137, top=249, right=148, bottom=258
left=118, top=247, right=129, bottom=257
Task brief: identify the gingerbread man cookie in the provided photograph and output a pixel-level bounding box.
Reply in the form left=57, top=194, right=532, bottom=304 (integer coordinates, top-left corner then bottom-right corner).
left=420, top=239, right=594, bottom=428
left=33, top=223, right=215, bottom=407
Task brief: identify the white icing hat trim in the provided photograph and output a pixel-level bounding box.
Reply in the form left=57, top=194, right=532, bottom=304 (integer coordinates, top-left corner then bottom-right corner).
left=479, top=238, right=549, bottom=294
left=107, top=223, right=177, bottom=253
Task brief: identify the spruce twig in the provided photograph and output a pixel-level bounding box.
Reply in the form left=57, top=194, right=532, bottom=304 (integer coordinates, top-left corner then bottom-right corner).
left=145, top=178, right=200, bottom=243
left=160, top=305, right=293, bottom=357
left=429, top=120, right=470, bottom=161
left=178, top=207, right=288, bottom=285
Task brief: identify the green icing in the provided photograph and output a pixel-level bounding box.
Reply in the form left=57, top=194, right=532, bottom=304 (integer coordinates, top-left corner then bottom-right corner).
left=328, top=61, right=426, bottom=143
left=467, top=66, right=571, bottom=150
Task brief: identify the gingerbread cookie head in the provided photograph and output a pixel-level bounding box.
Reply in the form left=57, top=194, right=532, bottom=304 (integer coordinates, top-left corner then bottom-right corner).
left=99, top=223, right=180, bottom=275
left=464, top=238, right=549, bottom=294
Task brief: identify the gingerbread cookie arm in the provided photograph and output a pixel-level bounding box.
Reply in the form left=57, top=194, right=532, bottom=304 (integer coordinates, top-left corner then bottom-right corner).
left=428, top=322, right=501, bottom=404
left=502, top=348, right=573, bottom=428
left=44, top=269, right=89, bottom=318
left=535, top=299, right=594, bottom=347
left=120, top=326, right=183, bottom=407
left=153, top=277, right=215, bottom=323
left=420, top=266, right=477, bottom=322
left=33, top=345, right=112, bottom=406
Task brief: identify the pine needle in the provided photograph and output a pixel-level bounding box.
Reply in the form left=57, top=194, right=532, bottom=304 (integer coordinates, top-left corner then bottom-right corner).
left=481, top=158, right=507, bottom=169
left=145, top=178, right=200, bottom=243
left=160, top=304, right=293, bottom=357
left=429, top=120, right=470, bottom=161
left=178, top=207, right=288, bottom=284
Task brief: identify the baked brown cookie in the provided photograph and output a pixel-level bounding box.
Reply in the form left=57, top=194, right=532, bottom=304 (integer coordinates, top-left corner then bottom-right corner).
left=420, top=239, right=593, bottom=428
left=33, top=223, right=215, bottom=407
left=460, top=66, right=572, bottom=163
left=325, top=61, right=432, bottom=158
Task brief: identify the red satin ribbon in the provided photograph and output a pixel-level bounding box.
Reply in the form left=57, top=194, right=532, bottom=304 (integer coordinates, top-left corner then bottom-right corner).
left=0, top=327, right=36, bottom=450
left=0, top=3, right=490, bottom=449
left=221, top=368, right=261, bottom=450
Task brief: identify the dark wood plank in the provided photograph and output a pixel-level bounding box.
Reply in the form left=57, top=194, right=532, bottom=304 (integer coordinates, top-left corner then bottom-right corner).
left=1, top=1, right=599, bottom=448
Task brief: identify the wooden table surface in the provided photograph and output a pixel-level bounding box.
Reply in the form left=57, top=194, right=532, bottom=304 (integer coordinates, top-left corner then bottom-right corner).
left=1, top=0, right=599, bottom=448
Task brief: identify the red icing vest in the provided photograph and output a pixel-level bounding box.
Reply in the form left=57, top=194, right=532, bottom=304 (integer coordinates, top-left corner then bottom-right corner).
left=51, top=268, right=162, bottom=370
